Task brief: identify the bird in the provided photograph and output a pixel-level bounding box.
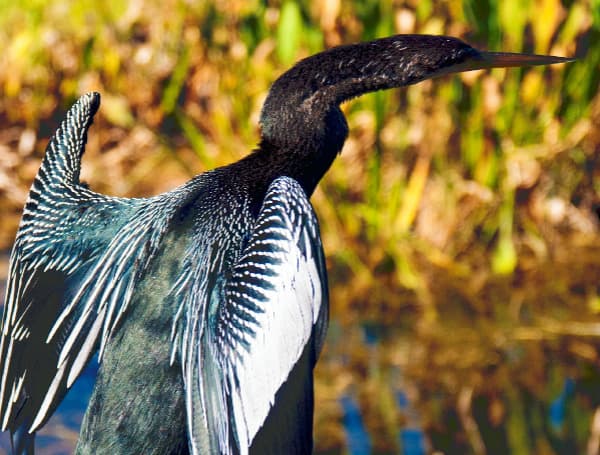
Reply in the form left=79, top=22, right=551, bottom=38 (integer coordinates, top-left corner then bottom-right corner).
left=0, top=35, right=572, bottom=454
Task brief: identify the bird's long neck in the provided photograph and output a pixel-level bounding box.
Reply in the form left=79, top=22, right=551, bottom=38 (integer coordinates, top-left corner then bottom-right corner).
left=256, top=35, right=481, bottom=194
left=252, top=34, right=572, bottom=196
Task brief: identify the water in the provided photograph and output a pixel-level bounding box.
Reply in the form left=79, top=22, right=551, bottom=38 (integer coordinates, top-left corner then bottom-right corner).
left=0, top=249, right=597, bottom=454
left=0, top=360, right=97, bottom=455
left=0, top=322, right=592, bottom=455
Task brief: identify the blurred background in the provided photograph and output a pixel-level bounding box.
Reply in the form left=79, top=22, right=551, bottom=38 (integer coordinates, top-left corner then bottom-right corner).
left=0, top=0, right=599, bottom=453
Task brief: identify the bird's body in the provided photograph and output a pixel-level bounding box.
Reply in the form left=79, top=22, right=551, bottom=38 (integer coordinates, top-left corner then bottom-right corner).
left=0, top=35, right=571, bottom=454
left=75, top=164, right=327, bottom=454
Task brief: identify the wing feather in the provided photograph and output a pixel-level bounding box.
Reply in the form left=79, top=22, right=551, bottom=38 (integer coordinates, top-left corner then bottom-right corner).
left=0, top=93, right=204, bottom=435
left=182, top=176, right=329, bottom=454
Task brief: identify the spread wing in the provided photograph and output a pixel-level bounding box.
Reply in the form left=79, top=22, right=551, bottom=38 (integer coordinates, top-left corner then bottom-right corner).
left=0, top=93, right=195, bottom=436
left=180, top=176, right=329, bottom=454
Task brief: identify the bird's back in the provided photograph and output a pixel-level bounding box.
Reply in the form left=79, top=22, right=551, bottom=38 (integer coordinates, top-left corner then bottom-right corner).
left=77, top=171, right=322, bottom=454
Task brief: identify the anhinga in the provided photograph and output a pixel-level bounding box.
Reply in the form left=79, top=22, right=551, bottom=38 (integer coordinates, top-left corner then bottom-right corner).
left=0, top=35, right=572, bottom=454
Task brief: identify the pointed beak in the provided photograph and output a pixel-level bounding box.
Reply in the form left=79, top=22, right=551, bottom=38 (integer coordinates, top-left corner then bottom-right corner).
left=476, top=51, right=576, bottom=68
left=429, top=50, right=575, bottom=79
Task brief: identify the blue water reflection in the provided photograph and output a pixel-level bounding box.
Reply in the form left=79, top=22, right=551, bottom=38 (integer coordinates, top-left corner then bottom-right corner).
left=396, top=390, right=426, bottom=455
left=341, top=394, right=371, bottom=454
left=0, top=359, right=96, bottom=454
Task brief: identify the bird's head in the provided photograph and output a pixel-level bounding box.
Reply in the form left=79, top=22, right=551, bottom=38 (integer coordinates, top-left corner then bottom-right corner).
left=260, top=34, right=572, bottom=147
left=257, top=34, right=573, bottom=193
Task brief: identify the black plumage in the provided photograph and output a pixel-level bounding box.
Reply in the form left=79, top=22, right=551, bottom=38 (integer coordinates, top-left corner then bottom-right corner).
left=0, top=35, right=572, bottom=454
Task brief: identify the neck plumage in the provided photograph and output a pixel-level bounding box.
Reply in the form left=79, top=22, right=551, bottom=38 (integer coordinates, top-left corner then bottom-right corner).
left=253, top=34, right=572, bottom=195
